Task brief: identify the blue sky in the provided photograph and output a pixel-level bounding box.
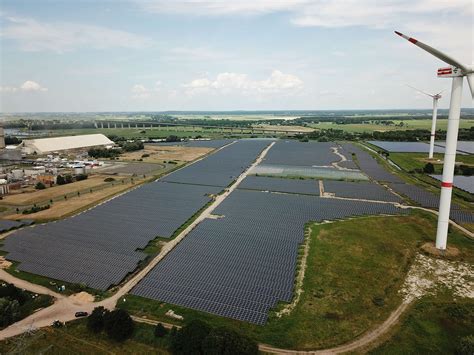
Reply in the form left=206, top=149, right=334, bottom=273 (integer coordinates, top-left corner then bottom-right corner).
left=0, top=0, right=472, bottom=112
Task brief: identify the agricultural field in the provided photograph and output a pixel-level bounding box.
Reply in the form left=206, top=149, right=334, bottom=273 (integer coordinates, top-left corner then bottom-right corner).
left=309, top=119, right=474, bottom=133
left=119, top=145, right=213, bottom=163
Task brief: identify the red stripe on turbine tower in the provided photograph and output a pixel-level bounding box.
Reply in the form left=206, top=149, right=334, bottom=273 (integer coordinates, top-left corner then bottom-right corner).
left=441, top=182, right=453, bottom=188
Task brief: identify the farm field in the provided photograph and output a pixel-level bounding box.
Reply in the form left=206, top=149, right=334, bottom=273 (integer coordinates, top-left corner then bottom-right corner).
left=120, top=145, right=213, bottom=163
left=309, top=119, right=474, bottom=133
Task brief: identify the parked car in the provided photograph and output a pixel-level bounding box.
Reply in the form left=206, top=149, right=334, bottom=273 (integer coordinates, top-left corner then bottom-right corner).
left=74, top=311, right=88, bottom=318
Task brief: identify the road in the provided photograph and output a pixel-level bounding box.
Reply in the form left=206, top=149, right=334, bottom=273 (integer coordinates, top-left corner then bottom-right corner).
left=0, top=141, right=275, bottom=341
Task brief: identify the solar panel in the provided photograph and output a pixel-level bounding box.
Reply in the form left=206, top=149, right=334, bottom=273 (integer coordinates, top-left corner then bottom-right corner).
left=132, top=189, right=407, bottom=325
left=323, top=180, right=402, bottom=202
left=238, top=176, right=320, bottom=195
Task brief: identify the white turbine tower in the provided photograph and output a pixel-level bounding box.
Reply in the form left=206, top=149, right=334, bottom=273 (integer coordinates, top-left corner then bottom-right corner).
left=407, top=85, right=442, bottom=159
left=395, top=31, right=474, bottom=250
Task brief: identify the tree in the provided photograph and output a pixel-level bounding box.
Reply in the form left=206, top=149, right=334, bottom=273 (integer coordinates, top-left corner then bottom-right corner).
left=154, top=322, right=168, bottom=338
left=201, top=327, right=258, bottom=355
left=170, top=319, right=211, bottom=354
left=87, top=306, right=109, bottom=333
left=103, top=309, right=134, bottom=342
left=0, top=298, right=20, bottom=327
left=56, top=175, right=66, bottom=185
left=35, top=182, right=46, bottom=190
left=423, top=162, right=435, bottom=174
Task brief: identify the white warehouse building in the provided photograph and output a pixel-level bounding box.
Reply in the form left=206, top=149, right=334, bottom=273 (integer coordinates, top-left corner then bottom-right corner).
left=22, top=134, right=114, bottom=155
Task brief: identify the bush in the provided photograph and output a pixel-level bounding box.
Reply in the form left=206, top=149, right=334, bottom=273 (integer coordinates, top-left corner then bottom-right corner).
left=87, top=306, right=109, bottom=333
left=170, top=320, right=257, bottom=355
left=0, top=298, right=20, bottom=327
left=56, top=175, right=66, bottom=185
left=103, top=309, right=134, bottom=342
left=456, top=335, right=474, bottom=355
left=88, top=147, right=121, bottom=159
left=35, top=182, right=46, bottom=190
left=165, top=135, right=180, bottom=143
left=154, top=323, right=168, bottom=338
left=142, top=153, right=150, bottom=158
left=423, top=162, right=435, bottom=174
left=104, top=177, right=115, bottom=182
left=22, top=205, right=50, bottom=215
left=75, top=174, right=88, bottom=181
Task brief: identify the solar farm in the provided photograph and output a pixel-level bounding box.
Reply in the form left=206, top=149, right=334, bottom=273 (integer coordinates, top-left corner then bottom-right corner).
left=1, top=138, right=473, bottom=326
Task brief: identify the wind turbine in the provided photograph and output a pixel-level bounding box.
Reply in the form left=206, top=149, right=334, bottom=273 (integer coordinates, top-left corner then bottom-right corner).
left=395, top=31, right=474, bottom=251
left=407, top=85, right=442, bottom=159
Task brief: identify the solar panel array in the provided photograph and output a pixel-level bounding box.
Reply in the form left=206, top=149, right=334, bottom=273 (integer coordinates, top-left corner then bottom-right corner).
left=436, top=141, right=474, bottom=154
left=3, top=182, right=221, bottom=290
left=132, top=189, right=407, bottom=324
left=162, top=140, right=270, bottom=187
left=323, top=180, right=402, bottom=202
left=342, top=143, right=403, bottom=183
left=263, top=141, right=338, bottom=166
left=368, top=141, right=446, bottom=153
left=238, top=176, right=320, bottom=195
left=430, top=175, right=474, bottom=194
left=337, top=144, right=359, bottom=169
left=2, top=140, right=271, bottom=290
left=0, top=220, right=34, bottom=233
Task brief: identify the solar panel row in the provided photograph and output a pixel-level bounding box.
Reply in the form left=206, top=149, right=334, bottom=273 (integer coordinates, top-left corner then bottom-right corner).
left=163, top=140, right=271, bottom=186
left=132, top=189, right=407, bottom=324
left=262, top=141, right=338, bottom=167
left=341, top=143, right=403, bottom=183
left=3, top=140, right=271, bottom=290
left=323, top=180, right=402, bottom=202
left=238, top=176, right=320, bottom=195
left=0, top=219, right=34, bottom=233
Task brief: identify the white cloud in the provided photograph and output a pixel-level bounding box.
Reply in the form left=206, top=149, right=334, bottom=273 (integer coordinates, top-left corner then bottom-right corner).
left=20, top=80, right=48, bottom=92
left=2, top=15, right=153, bottom=53
left=183, top=70, right=303, bottom=96
left=0, top=81, right=47, bottom=93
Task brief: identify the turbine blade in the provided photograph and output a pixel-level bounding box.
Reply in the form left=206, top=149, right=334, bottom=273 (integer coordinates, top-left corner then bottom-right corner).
left=406, top=84, right=435, bottom=97
left=394, top=31, right=468, bottom=72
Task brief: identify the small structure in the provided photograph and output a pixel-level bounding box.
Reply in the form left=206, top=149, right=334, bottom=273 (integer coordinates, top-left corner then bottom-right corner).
left=0, top=179, right=9, bottom=195
left=21, top=134, right=114, bottom=155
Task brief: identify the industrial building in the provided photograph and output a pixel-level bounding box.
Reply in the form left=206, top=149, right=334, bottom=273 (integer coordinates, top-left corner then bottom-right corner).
left=21, top=134, right=114, bottom=155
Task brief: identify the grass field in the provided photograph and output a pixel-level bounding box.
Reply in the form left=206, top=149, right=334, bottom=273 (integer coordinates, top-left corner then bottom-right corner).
left=371, top=293, right=474, bottom=354
left=0, top=319, right=168, bottom=354
left=310, top=119, right=474, bottom=133
left=0, top=175, right=126, bottom=206
left=34, top=127, right=270, bottom=140
left=4, top=178, right=145, bottom=222
left=118, top=211, right=474, bottom=350
left=389, top=152, right=474, bottom=173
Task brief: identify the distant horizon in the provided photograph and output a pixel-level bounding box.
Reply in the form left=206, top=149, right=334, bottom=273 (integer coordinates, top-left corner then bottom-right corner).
left=1, top=108, right=474, bottom=116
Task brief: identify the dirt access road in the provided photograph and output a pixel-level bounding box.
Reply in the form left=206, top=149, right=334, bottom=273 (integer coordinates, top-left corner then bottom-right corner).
left=0, top=141, right=275, bottom=341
